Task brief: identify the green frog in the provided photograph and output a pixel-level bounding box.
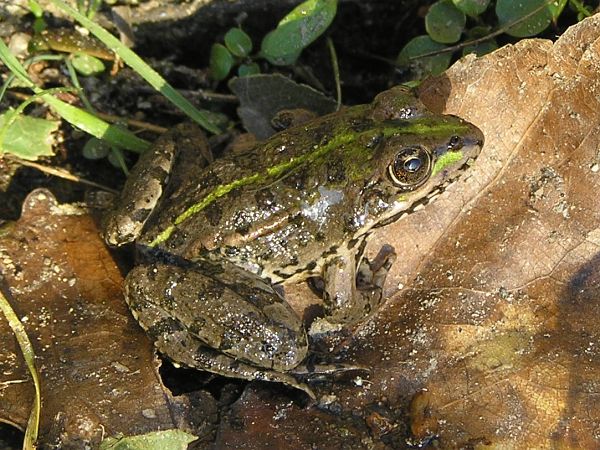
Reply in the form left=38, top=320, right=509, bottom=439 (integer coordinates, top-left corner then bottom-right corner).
left=104, top=87, right=483, bottom=397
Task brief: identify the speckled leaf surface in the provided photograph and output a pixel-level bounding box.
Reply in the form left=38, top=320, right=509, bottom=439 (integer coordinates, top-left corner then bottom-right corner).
left=215, top=15, right=600, bottom=449
left=0, top=189, right=215, bottom=448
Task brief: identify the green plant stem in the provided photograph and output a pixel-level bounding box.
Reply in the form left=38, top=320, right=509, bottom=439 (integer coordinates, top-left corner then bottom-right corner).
left=326, top=37, right=342, bottom=111
left=65, top=57, right=96, bottom=112
left=569, top=0, right=592, bottom=17
left=0, top=284, right=41, bottom=450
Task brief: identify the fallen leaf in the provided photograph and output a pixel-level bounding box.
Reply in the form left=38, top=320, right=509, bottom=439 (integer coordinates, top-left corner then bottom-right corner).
left=0, top=189, right=216, bottom=448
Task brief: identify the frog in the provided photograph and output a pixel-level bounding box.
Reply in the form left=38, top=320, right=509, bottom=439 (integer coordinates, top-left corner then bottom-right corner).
left=103, top=86, right=484, bottom=398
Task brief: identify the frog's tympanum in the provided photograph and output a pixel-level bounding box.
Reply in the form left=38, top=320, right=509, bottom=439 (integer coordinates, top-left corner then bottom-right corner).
left=104, top=87, right=484, bottom=397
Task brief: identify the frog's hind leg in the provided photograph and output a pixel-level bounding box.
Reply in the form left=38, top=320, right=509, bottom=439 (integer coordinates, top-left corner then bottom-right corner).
left=125, top=263, right=313, bottom=398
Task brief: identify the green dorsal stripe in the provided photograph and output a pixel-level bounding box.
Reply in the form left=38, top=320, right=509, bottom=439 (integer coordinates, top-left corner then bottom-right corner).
left=148, top=119, right=470, bottom=247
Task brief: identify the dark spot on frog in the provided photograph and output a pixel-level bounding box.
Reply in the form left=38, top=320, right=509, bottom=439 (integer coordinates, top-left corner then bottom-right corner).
left=129, top=208, right=153, bottom=224
left=254, top=189, right=276, bottom=208
left=165, top=229, right=190, bottom=251
left=258, top=249, right=274, bottom=262
left=275, top=260, right=317, bottom=280
left=326, top=161, right=347, bottom=182
left=365, top=132, right=384, bottom=149
left=203, top=203, right=222, bottom=227
left=146, top=164, right=169, bottom=183
left=288, top=213, right=305, bottom=228
left=349, top=118, right=375, bottom=133
left=197, top=169, right=222, bottom=191
left=188, top=318, right=207, bottom=336
left=234, top=222, right=251, bottom=236
left=223, top=246, right=241, bottom=258
left=197, top=283, right=225, bottom=302
left=147, top=317, right=184, bottom=341
left=261, top=341, right=277, bottom=358
left=283, top=168, right=309, bottom=190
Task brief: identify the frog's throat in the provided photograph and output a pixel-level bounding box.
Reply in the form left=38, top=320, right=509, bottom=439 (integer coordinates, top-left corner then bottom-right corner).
left=147, top=119, right=472, bottom=248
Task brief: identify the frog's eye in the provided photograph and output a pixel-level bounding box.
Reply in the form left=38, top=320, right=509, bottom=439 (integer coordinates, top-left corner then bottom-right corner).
left=388, top=146, right=432, bottom=189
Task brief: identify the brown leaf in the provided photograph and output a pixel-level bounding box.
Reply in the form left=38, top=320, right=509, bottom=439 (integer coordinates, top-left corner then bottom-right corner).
left=0, top=189, right=215, bottom=448
left=217, top=15, right=600, bottom=449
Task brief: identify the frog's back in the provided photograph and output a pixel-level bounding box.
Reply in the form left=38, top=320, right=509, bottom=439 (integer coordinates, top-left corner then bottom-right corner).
left=141, top=106, right=373, bottom=280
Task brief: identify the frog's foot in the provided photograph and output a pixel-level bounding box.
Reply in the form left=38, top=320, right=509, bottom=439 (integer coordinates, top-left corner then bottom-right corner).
left=315, top=244, right=396, bottom=333
left=290, top=360, right=369, bottom=381
left=356, top=244, right=396, bottom=301
left=157, top=330, right=316, bottom=400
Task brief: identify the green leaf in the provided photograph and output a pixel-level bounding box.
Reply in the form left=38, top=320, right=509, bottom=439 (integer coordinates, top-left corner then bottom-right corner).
left=452, top=0, right=490, bottom=16
left=28, top=0, right=44, bottom=17
left=0, top=39, right=150, bottom=153
left=496, top=0, right=552, bottom=37
left=0, top=112, right=59, bottom=160
left=462, top=26, right=498, bottom=56
left=397, top=35, right=452, bottom=76
left=70, top=52, right=105, bottom=76
left=426, top=0, right=466, bottom=44
left=82, top=137, right=110, bottom=159
left=238, top=62, right=261, bottom=77
left=548, top=0, right=568, bottom=21
left=224, top=28, right=253, bottom=57
left=210, top=43, right=234, bottom=81
left=100, top=430, right=197, bottom=450
left=260, top=0, right=337, bottom=66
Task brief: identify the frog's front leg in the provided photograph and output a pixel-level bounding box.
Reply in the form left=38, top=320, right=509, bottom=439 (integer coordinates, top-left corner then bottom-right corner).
left=103, top=123, right=211, bottom=246
left=316, top=242, right=396, bottom=329
left=125, top=262, right=313, bottom=396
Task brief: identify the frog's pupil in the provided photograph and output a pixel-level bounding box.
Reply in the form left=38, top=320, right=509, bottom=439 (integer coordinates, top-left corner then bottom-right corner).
left=404, top=157, right=421, bottom=172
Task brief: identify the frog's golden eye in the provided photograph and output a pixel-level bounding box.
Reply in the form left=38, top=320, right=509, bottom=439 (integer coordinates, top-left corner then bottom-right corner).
left=388, top=146, right=432, bottom=189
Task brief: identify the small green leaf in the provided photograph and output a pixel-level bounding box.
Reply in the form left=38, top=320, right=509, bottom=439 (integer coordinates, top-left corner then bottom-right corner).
left=0, top=112, right=59, bottom=160
left=496, top=0, right=552, bottom=37
left=33, top=17, right=46, bottom=33
left=224, top=28, right=253, bottom=57
left=548, top=0, right=567, bottom=21
left=260, top=0, right=337, bottom=66
left=238, top=62, right=260, bottom=77
left=426, top=0, right=466, bottom=44
left=397, top=35, right=452, bottom=76
left=100, top=430, right=197, bottom=450
left=70, top=52, right=105, bottom=76
left=452, top=0, right=490, bottom=16
left=210, top=43, right=234, bottom=81
left=28, top=0, right=44, bottom=17
left=82, top=137, right=110, bottom=159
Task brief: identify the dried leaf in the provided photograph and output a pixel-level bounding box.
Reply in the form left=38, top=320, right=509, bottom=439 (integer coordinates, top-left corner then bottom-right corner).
left=0, top=189, right=215, bottom=447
